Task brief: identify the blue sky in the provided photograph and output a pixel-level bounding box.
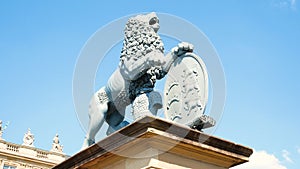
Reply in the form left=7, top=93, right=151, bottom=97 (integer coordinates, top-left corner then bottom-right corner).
left=0, top=1, right=299, bottom=168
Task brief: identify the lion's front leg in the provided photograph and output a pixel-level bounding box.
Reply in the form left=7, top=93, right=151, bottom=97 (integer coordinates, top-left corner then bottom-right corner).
left=131, top=91, right=162, bottom=120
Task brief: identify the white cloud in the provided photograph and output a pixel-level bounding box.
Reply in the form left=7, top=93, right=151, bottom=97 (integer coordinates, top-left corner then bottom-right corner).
left=273, top=0, right=297, bottom=10
left=232, top=150, right=287, bottom=169
left=297, top=147, right=300, bottom=154
left=282, top=149, right=293, bottom=163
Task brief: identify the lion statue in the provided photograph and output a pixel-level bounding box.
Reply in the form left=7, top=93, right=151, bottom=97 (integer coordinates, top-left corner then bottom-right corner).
left=82, top=12, right=194, bottom=149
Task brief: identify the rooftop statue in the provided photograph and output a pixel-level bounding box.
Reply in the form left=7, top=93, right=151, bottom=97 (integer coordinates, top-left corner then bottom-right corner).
left=0, top=120, right=9, bottom=140
left=51, top=134, right=64, bottom=153
left=82, top=13, right=214, bottom=149
left=23, top=128, right=35, bottom=147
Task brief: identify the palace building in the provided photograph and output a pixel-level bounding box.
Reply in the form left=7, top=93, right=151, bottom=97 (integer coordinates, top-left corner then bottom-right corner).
left=0, top=121, right=67, bottom=169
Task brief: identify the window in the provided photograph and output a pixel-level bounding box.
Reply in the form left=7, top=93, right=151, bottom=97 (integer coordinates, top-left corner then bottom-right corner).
left=3, top=165, right=16, bottom=169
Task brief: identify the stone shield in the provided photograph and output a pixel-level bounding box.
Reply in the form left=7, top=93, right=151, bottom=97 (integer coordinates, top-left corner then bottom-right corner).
left=164, top=52, right=214, bottom=130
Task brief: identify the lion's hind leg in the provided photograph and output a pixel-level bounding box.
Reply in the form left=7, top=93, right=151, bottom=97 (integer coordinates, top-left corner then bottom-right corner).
left=105, top=105, right=129, bottom=135
left=82, top=87, right=108, bottom=149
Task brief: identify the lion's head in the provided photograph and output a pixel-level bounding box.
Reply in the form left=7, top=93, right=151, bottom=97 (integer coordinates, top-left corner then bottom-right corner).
left=120, top=12, right=164, bottom=62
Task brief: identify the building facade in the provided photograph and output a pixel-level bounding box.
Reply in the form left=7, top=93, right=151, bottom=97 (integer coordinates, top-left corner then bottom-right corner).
left=0, top=123, right=67, bottom=169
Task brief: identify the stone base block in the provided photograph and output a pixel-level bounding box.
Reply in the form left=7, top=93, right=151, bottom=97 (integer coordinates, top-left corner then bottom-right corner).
left=53, top=116, right=252, bottom=169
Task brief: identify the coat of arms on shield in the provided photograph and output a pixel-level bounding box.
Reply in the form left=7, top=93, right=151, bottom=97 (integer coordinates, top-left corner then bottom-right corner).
left=164, top=52, right=215, bottom=131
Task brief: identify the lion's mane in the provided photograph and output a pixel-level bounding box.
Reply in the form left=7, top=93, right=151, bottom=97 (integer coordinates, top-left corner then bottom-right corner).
left=120, top=15, right=164, bottom=62
left=119, top=14, right=166, bottom=102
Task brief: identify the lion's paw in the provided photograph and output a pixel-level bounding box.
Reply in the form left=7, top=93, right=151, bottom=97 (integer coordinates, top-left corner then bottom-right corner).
left=172, top=42, right=194, bottom=56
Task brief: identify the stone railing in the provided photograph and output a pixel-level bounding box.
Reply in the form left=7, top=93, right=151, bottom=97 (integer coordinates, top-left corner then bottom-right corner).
left=36, top=150, right=49, bottom=159
left=0, top=139, right=66, bottom=163
left=6, top=143, right=19, bottom=153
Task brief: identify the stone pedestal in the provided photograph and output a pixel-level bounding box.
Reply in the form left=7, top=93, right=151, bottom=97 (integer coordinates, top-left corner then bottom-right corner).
left=54, top=116, right=252, bottom=169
